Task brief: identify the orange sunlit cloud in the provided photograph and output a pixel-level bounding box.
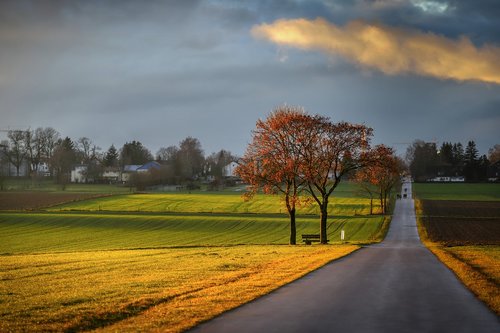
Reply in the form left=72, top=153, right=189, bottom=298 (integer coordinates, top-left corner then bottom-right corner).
left=251, top=18, right=500, bottom=84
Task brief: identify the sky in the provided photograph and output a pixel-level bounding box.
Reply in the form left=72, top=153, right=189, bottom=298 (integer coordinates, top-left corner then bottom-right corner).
left=1, top=0, right=499, bottom=158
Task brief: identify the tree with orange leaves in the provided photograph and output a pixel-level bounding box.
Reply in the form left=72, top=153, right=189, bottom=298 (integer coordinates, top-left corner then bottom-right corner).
left=235, top=105, right=320, bottom=245
left=301, top=120, right=374, bottom=244
left=355, top=145, right=405, bottom=215
left=238, top=106, right=376, bottom=245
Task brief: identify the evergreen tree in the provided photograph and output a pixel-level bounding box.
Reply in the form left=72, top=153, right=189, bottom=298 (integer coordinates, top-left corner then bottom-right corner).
left=104, top=144, right=119, bottom=167
left=119, top=141, right=153, bottom=166
left=51, top=137, right=77, bottom=187
left=406, top=140, right=438, bottom=181
left=451, top=143, right=464, bottom=176
left=464, top=140, right=479, bottom=181
left=438, top=142, right=453, bottom=176
left=478, top=155, right=489, bottom=182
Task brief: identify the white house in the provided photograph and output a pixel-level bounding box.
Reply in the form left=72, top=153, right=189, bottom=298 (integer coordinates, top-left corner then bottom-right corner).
left=121, top=165, right=142, bottom=183
left=101, top=169, right=121, bottom=183
left=223, top=161, right=239, bottom=177
left=71, top=165, right=87, bottom=183
left=35, top=162, right=50, bottom=176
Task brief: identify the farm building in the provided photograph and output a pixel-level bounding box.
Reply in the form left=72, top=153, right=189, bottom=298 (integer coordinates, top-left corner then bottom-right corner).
left=121, top=161, right=161, bottom=183
left=121, top=165, right=141, bottom=183
left=137, top=161, right=161, bottom=173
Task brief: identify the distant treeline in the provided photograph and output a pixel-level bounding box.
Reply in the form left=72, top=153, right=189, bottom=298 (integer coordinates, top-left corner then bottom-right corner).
left=406, top=140, right=499, bottom=182
left=0, top=127, right=237, bottom=187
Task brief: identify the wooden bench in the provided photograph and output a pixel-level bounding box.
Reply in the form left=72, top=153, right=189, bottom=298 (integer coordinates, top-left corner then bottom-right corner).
left=302, top=234, right=322, bottom=245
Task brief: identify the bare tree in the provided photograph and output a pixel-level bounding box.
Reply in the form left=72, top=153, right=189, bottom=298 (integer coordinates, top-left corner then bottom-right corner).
left=156, top=145, right=181, bottom=184
left=51, top=137, right=77, bottom=188
left=24, top=128, right=49, bottom=180
left=0, top=140, right=8, bottom=189
left=39, top=127, right=60, bottom=176
left=5, top=130, right=27, bottom=177
left=76, top=137, right=92, bottom=163
left=75, top=137, right=102, bottom=182
left=177, top=137, right=204, bottom=180
left=156, top=146, right=179, bottom=163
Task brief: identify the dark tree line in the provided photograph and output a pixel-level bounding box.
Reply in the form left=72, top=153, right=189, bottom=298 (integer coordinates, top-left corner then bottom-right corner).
left=1, top=128, right=237, bottom=188
left=406, top=140, right=496, bottom=182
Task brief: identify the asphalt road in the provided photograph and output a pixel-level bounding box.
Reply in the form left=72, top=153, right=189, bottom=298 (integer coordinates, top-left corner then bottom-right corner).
left=190, top=182, right=499, bottom=333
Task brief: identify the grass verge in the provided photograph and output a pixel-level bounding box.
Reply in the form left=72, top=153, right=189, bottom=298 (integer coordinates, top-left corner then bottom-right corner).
left=368, top=215, right=392, bottom=244
left=0, top=245, right=358, bottom=332
left=415, top=200, right=500, bottom=315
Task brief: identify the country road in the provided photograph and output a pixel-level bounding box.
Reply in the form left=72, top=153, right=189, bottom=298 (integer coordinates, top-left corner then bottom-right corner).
left=190, top=182, right=499, bottom=333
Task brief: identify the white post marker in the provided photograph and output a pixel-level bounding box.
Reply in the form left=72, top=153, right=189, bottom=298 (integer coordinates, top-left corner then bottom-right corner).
left=341, top=230, right=345, bottom=241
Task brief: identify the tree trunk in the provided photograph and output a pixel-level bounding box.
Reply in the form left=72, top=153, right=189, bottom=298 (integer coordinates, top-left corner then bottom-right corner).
left=289, top=208, right=296, bottom=245
left=384, top=193, right=387, bottom=214
left=384, top=190, right=391, bottom=213
left=320, top=197, right=328, bottom=244
left=380, top=193, right=384, bottom=215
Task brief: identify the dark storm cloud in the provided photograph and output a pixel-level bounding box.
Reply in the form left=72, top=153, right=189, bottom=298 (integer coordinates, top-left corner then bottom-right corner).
left=0, top=0, right=499, bottom=156
left=449, top=0, right=500, bottom=19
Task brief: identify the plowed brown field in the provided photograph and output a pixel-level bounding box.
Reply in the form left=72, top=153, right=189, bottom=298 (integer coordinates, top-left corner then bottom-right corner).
left=0, top=192, right=107, bottom=210
left=420, top=200, right=500, bottom=246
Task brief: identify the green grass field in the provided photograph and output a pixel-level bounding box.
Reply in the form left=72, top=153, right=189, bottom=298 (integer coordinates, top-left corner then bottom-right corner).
left=49, top=192, right=376, bottom=216
left=0, top=212, right=385, bottom=253
left=412, top=183, right=500, bottom=201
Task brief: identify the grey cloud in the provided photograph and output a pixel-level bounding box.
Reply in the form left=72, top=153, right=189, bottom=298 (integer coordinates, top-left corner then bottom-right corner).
left=1, top=0, right=499, bottom=157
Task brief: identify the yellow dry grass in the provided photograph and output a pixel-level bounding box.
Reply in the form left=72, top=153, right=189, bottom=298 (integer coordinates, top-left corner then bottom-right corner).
left=415, top=199, right=500, bottom=315
left=0, top=245, right=358, bottom=332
